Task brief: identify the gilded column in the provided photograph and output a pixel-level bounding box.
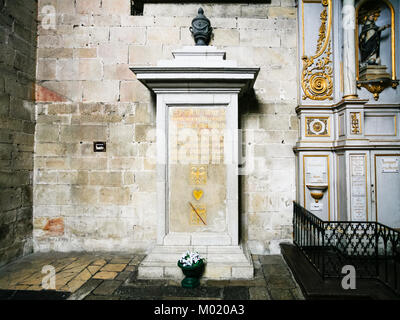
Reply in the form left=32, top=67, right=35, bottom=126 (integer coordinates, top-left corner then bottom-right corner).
left=342, top=0, right=358, bottom=99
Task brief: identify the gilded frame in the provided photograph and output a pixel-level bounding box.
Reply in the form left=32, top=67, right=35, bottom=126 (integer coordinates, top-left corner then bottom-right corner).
left=349, top=153, right=369, bottom=221
left=373, top=153, right=400, bottom=222
left=305, top=116, right=331, bottom=137
left=364, top=114, right=397, bottom=136
left=303, top=154, right=331, bottom=220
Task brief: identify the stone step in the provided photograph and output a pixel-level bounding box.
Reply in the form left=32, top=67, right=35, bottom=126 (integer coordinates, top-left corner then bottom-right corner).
left=141, top=260, right=252, bottom=268
left=144, top=253, right=250, bottom=263
left=138, top=245, right=253, bottom=280
left=148, top=245, right=252, bottom=255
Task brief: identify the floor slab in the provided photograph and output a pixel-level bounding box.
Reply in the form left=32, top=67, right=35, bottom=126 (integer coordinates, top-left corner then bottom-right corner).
left=0, top=251, right=305, bottom=300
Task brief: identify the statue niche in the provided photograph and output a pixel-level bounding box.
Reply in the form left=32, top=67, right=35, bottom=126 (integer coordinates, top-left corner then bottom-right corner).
left=359, top=7, right=390, bottom=67
left=356, top=0, right=398, bottom=100
left=358, top=2, right=390, bottom=82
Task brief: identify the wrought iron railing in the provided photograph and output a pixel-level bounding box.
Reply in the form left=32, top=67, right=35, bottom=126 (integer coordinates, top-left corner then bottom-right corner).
left=293, top=202, right=400, bottom=295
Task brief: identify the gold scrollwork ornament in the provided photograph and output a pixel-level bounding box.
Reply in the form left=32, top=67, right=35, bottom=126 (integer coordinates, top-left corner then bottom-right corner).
left=351, top=113, right=361, bottom=134
left=302, top=0, right=334, bottom=101
left=357, top=79, right=399, bottom=101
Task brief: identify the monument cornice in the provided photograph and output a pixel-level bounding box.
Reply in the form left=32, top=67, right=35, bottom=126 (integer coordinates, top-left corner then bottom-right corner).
left=131, top=66, right=260, bottom=74
left=296, top=100, right=400, bottom=114
left=295, top=98, right=370, bottom=113
left=131, top=46, right=259, bottom=95
left=131, top=66, right=259, bottom=80
left=131, top=67, right=259, bottom=96
left=294, top=141, right=400, bottom=153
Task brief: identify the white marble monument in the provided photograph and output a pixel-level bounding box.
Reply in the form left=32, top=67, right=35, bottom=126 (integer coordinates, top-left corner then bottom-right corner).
left=131, top=46, right=259, bottom=279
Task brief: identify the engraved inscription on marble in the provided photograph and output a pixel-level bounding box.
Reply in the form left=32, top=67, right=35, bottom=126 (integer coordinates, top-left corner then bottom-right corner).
left=305, top=157, right=328, bottom=185
left=168, top=107, right=227, bottom=232
left=381, top=157, right=399, bottom=173
left=350, top=155, right=367, bottom=221
left=169, top=108, right=225, bottom=165
left=310, top=202, right=323, bottom=211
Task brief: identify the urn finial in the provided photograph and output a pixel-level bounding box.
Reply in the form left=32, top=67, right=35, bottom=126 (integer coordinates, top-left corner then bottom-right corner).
left=189, top=7, right=212, bottom=46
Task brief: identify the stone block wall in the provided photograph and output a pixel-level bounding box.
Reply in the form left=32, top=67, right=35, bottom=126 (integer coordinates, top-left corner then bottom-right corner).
left=34, top=0, right=298, bottom=254
left=0, top=0, right=37, bottom=267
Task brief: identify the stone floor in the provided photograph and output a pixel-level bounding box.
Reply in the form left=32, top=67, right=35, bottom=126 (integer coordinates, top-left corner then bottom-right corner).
left=0, top=252, right=305, bottom=300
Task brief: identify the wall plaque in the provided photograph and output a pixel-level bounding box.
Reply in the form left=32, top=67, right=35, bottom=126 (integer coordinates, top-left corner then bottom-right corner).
left=381, top=158, right=399, bottom=173
left=310, top=203, right=323, bottom=211
left=351, top=156, right=365, bottom=176
left=350, top=155, right=367, bottom=221
left=304, top=155, right=329, bottom=219
left=305, top=156, right=328, bottom=185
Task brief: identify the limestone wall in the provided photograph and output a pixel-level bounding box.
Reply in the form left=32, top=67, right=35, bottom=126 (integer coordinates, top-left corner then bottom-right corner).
left=34, top=0, right=298, bottom=254
left=0, top=0, right=37, bottom=266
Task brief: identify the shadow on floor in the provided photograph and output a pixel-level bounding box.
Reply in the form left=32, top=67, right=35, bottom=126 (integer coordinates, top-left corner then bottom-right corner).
left=0, top=289, right=70, bottom=300
left=280, top=243, right=400, bottom=300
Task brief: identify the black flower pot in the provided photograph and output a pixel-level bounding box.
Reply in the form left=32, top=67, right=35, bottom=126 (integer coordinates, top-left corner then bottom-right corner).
left=177, top=259, right=205, bottom=288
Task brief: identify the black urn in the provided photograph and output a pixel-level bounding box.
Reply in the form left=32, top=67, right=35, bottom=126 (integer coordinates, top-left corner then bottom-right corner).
left=189, top=8, right=213, bottom=46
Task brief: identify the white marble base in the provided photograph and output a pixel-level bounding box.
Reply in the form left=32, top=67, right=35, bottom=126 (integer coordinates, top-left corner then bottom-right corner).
left=138, top=244, right=254, bottom=280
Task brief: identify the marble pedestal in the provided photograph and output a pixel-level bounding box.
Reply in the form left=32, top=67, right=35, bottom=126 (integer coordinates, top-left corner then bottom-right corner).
left=131, top=46, right=259, bottom=280
left=359, top=65, right=391, bottom=81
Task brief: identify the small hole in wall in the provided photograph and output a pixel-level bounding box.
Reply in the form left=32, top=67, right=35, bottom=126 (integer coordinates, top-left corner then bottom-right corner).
left=131, top=0, right=144, bottom=16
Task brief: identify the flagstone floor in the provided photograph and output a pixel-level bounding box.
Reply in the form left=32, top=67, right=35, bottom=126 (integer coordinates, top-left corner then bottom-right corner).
left=0, top=252, right=305, bottom=300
